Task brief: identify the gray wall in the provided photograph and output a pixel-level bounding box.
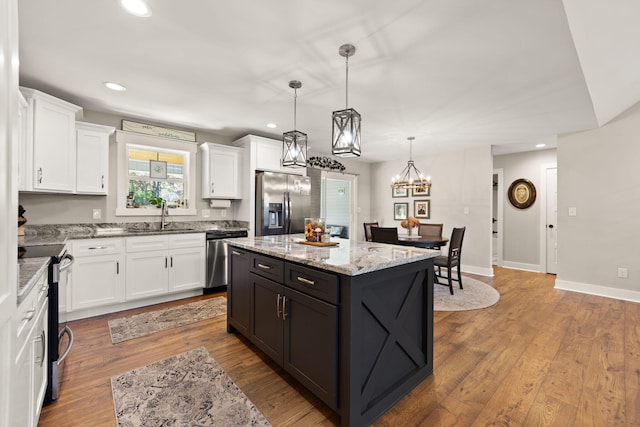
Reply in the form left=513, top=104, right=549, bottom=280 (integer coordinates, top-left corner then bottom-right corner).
left=493, top=149, right=557, bottom=269
left=557, top=100, right=640, bottom=300
left=19, top=109, right=235, bottom=225
left=370, top=144, right=493, bottom=276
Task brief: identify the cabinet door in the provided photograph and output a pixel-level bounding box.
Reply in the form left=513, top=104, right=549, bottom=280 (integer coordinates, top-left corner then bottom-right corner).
left=168, top=246, right=205, bottom=292
left=250, top=274, right=283, bottom=363
left=14, top=330, right=33, bottom=427
left=283, top=287, right=338, bottom=410
left=70, top=254, right=124, bottom=310
left=126, top=251, right=169, bottom=300
left=32, top=98, right=77, bottom=192
left=76, top=123, right=112, bottom=194
left=202, top=144, right=241, bottom=199
left=255, top=138, right=283, bottom=172
left=228, top=247, right=251, bottom=335
left=31, top=301, right=48, bottom=422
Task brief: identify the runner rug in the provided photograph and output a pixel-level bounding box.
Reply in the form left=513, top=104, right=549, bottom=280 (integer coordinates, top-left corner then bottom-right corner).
left=434, top=275, right=500, bottom=311
left=111, top=346, right=272, bottom=426
left=108, top=297, right=227, bottom=344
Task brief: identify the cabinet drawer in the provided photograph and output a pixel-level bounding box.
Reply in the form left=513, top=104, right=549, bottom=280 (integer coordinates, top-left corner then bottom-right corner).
left=250, top=253, right=284, bottom=283
left=73, top=238, right=123, bottom=256
left=126, top=235, right=169, bottom=252
left=16, top=271, right=47, bottom=349
left=169, top=233, right=205, bottom=249
left=285, top=263, right=338, bottom=305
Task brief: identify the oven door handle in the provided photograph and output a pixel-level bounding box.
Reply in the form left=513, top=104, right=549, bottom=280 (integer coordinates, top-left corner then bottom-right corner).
left=59, top=253, right=74, bottom=272
left=57, top=326, right=74, bottom=364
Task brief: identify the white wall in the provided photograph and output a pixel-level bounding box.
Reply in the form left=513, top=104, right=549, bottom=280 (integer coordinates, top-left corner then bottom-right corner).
left=370, top=144, right=493, bottom=276
left=556, top=100, right=640, bottom=301
left=493, top=149, right=557, bottom=270
left=19, top=109, right=236, bottom=225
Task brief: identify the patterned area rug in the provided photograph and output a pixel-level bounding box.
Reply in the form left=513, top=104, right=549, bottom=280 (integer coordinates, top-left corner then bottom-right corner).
left=108, top=297, right=227, bottom=343
left=111, top=347, right=272, bottom=427
left=434, top=275, right=500, bottom=311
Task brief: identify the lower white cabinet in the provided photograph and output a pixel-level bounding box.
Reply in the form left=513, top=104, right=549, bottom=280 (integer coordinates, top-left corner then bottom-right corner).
left=70, top=238, right=125, bottom=311
left=14, top=267, right=48, bottom=427
left=125, top=233, right=205, bottom=300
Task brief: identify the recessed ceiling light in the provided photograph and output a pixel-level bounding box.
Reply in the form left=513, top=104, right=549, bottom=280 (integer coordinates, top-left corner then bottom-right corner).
left=120, top=0, right=152, bottom=17
left=266, top=123, right=277, bottom=129
left=535, top=143, right=546, bottom=148
left=104, top=81, right=127, bottom=92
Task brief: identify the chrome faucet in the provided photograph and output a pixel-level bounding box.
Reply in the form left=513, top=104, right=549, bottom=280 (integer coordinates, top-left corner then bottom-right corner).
left=160, top=200, right=170, bottom=230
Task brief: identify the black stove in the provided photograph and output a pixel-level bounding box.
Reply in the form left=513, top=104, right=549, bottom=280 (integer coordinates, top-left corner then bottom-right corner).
left=18, top=244, right=65, bottom=259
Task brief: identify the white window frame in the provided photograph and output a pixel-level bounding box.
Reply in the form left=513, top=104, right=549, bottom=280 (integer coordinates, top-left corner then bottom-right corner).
left=115, top=130, right=197, bottom=216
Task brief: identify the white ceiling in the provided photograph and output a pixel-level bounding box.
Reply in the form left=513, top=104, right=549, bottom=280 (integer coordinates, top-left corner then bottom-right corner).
left=17, top=0, right=640, bottom=162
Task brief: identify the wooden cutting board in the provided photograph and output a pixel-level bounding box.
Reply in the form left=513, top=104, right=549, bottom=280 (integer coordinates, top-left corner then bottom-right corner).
left=298, top=240, right=340, bottom=247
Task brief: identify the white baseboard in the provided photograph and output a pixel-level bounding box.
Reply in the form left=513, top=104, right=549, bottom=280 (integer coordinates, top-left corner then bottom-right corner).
left=555, top=279, right=640, bottom=303
left=61, top=289, right=203, bottom=322
left=501, top=261, right=541, bottom=273
left=461, top=264, right=494, bottom=277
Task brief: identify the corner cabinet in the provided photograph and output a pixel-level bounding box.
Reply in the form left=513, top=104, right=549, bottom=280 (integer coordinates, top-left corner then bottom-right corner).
left=200, top=142, right=242, bottom=199
left=76, top=122, right=115, bottom=195
left=19, top=87, right=83, bottom=193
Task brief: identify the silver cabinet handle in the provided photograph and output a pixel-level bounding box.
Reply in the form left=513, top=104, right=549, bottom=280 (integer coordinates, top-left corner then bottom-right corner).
left=276, top=294, right=282, bottom=318
left=116, top=261, right=119, bottom=275
left=23, top=309, right=36, bottom=321
left=101, top=174, right=105, bottom=189
left=38, top=167, right=43, bottom=184
left=165, top=257, right=168, bottom=268
left=38, top=330, right=46, bottom=366
left=297, top=276, right=315, bottom=286
left=88, top=246, right=107, bottom=250
left=282, top=296, right=288, bottom=320
left=232, top=251, right=243, bottom=256
left=170, top=256, right=173, bottom=268
left=211, top=182, right=214, bottom=194
left=257, top=263, right=271, bottom=270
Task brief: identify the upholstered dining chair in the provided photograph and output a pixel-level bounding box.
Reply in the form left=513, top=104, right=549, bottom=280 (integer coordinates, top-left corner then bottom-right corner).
left=434, top=227, right=466, bottom=295
left=363, top=222, right=379, bottom=242
left=370, top=226, right=399, bottom=244
left=418, top=223, right=443, bottom=238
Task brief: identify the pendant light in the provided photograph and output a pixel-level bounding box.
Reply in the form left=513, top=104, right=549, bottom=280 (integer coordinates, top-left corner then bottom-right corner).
left=332, top=44, right=361, bottom=157
left=391, top=136, right=432, bottom=190
left=282, top=80, right=308, bottom=168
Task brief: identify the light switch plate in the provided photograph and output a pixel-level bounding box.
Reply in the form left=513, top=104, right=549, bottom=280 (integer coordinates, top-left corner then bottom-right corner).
left=568, top=207, right=577, bottom=216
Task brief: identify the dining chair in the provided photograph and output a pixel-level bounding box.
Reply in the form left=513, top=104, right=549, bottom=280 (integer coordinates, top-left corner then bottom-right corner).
left=363, top=222, right=379, bottom=242
left=370, top=226, right=399, bottom=244
left=418, top=223, right=443, bottom=238
left=434, top=227, right=466, bottom=295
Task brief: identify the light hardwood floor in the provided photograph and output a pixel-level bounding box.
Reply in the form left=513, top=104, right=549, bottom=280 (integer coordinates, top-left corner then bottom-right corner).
left=38, top=267, right=640, bottom=426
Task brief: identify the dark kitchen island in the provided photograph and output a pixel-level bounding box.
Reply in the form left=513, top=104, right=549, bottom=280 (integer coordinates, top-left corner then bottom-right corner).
left=225, top=234, right=438, bottom=427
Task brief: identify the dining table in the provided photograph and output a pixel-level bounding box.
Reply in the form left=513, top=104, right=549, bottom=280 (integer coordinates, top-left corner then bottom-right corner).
left=397, top=234, right=449, bottom=249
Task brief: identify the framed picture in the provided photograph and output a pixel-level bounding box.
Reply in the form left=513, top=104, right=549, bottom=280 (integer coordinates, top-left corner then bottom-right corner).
left=392, top=187, right=408, bottom=198
left=149, top=160, right=168, bottom=179
left=508, top=178, right=536, bottom=209
left=414, top=200, right=431, bottom=219
left=412, top=184, right=430, bottom=197
left=394, top=202, right=409, bottom=220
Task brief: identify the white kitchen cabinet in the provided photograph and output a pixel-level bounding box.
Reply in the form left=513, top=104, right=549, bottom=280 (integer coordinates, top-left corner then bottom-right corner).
left=13, top=267, right=48, bottom=427
left=200, top=142, right=242, bottom=199
left=125, top=233, right=205, bottom=300
left=69, top=238, right=125, bottom=311
left=19, top=87, right=83, bottom=193
left=76, top=121, right=115, bottom=195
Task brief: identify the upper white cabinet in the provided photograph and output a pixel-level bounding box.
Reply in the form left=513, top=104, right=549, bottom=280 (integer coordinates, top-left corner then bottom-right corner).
left=19, top=87, right=83, bottom=193
left=200, top=142, right=242, bottom=199
left=75, top=122, right=115, bottom=195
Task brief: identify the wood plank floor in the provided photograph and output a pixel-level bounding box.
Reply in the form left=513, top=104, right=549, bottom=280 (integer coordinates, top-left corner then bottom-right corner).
left=38, top=267, right=640, bottom=426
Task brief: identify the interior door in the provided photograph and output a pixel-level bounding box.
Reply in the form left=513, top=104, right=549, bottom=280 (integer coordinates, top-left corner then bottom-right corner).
left=545, top=167, right=558, bottom=274
left=320, top=172, right=357, bottom=240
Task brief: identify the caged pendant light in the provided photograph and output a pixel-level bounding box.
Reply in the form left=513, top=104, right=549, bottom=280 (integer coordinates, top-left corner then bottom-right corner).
left=391, top=136, right=432, bottom=191
left=282, top=80, right=308, bottom=168
left=332, top=44, right=361, bottom=157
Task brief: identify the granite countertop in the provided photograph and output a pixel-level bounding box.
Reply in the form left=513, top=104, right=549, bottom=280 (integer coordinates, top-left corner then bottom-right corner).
left=17, top=257, right=49, bottom=305
left=225, top=234, right=439, bottom=276
left=17, top=220, right=248, bottom=305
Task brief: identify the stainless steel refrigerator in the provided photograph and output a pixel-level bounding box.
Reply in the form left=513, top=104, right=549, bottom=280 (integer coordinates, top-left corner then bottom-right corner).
left=256, top=171, right=311, bottom=236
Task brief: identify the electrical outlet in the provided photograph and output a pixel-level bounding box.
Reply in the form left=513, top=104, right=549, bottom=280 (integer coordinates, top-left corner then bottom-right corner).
left=92, top=208, right=102, bottom=219
left=220, top=209, right=227, bottom=218
left=201, top=209, right=210, bottom=218
left=618, top=268, right=628, bottom=278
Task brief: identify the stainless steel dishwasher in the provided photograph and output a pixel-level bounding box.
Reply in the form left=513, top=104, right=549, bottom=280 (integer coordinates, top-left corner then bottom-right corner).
left=204, top=229, right=248, bottom=293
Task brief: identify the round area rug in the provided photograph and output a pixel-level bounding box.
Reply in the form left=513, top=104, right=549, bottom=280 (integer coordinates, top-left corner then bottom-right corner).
left=434, top=276, right=500, bottom=311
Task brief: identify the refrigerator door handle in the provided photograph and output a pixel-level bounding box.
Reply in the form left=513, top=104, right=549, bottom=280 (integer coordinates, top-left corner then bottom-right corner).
left=284, top=192, right=291, bottom=234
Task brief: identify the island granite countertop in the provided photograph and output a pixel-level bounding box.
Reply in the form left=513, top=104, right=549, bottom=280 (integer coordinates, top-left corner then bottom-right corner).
left=224, top=234, right=439, bottom=276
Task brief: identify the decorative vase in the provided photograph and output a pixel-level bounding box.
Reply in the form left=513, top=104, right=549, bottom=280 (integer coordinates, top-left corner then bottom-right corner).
left=407, top=227, right=414, bottom=236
